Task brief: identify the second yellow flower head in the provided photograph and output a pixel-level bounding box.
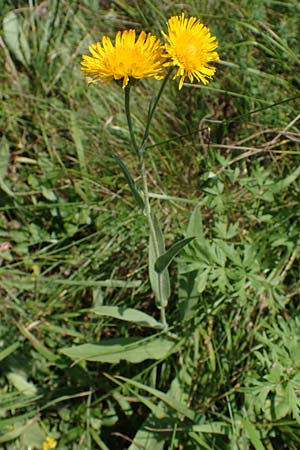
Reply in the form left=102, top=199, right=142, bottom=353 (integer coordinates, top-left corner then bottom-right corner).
left=163, top=13, right=219, bottom=89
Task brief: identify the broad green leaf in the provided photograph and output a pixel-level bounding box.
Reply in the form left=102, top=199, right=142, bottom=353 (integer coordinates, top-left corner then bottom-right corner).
left=0, top=417, right=37, bottom=444
left=154, top=237, right=195, bottom=273
left=196, top=268, right=209, bottom=293
left=41, top=186, right=57, bottom=201
left=148, top=214, right=170, bottom=308
left=113, top=153, right=144, bottom=210
left=128, top=427, right=165, bottom=450
left=287, top=383, right=300, bottom=423
left=7, top=372, right=37, bottom=397
left=217, top=240, right=242, bottom=266
left=20, top=421, right=45, bottom=449
left=178, top=270, right=199, bottom=321
left=92, top=306, right=162, bottom=329
left=270, top=164, right=300, bottom=193
left=271, top=384, right=291, bottom=420
left=187, top=205, right=203, bottom=238
left=3, top=11, right=31, bottom=66
left=60, top=337, right=175, bottom=363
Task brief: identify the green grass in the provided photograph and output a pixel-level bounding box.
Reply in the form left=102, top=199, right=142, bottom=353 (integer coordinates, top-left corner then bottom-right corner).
left=1, top=0, right=300, bottom=449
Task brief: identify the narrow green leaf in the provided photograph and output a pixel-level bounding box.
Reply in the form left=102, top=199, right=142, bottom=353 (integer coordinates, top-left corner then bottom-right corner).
left=60, top=337, right=175, bottom=364
left=113, top=153, right=144, bottom=210
left=2, top=276, right=140, bottom=290
left=0, top=412, right=37, bottom=428
left=70, top=112, right=89, bottom=199
left=108, top=375, right=166, bottom=419
left=18, top=325, right=57, bottom=363
left=92, top=306, right=163, bottom=329
left=155, top=237, right=195, bottom=273
left=70, top=112, right=87, bottom=174
left=0, top=137, right=10, bottom=179
left=0, top=342, right=19, bottom=362
left=189, top=432, right=212, bottom=450
left=148, top=214, right=170, bottom=308
left=244, top=418, right=265, bottom=450
left=116, top=376, right=196, bottom=421
left=90, top=428, right=111, bottom=450
left=0, top=137, right=14, bottom=196
left=191, top=422, right=228, bottom=434
left=128, top=428, right=164, bottom=450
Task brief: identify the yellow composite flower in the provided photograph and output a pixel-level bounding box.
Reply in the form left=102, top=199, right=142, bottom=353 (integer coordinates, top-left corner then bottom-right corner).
left=162, top=13, right=219, bottom=89
left=81, top=29, right=165, bottom=88
left=42, top=436, right=57, bottom=450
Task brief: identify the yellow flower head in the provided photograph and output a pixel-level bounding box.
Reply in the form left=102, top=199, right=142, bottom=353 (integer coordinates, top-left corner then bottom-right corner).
left=42, top=436, right=57, bottom=450
left=81, top=29, right=165, bottom=88
left=162, top=13, right=219, bottom=89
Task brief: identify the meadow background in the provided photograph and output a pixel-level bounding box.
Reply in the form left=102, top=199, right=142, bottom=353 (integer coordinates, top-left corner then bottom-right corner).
left=1, top=0, right=300, bottom=449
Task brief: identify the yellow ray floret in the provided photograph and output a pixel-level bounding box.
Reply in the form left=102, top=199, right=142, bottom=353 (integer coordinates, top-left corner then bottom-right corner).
left=162, top=13, right=219, bottom=89
left=81, top=29, right=165, bottom=88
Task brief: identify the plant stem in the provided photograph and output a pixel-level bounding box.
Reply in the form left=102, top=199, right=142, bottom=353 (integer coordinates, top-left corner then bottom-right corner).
left=124, top=85, right=139, bottom=157
left=125, top=76, right=173, bottom=329
left=140, top=156, right=168, bottom=329
left=140, top=67, right=174, bottom=155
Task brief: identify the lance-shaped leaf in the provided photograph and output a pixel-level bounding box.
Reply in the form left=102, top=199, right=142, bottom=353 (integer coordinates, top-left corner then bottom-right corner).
left=187, top=205, right=203, bottom=238
left=113, top=153, right=144, bottom=210
left=154, top=237, right=195, bottom=273
left=60, top=336, right=175, bottom=364
left=3, top=11, right=31, bottom=66
left=148, top=214, right=170, bottom=308
left=0, top=137, right=14, bottom=197
left=92, top=306, right=163, bottom=329
left=115, top=376, right=196, bottom=421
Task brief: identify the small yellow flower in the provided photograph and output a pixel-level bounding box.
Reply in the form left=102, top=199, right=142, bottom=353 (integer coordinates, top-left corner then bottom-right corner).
left=81, top=29, right=165, bottom=88
left=162, top=13, right=219, bottom=89
left=42, top=436, right=57, bottom=450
